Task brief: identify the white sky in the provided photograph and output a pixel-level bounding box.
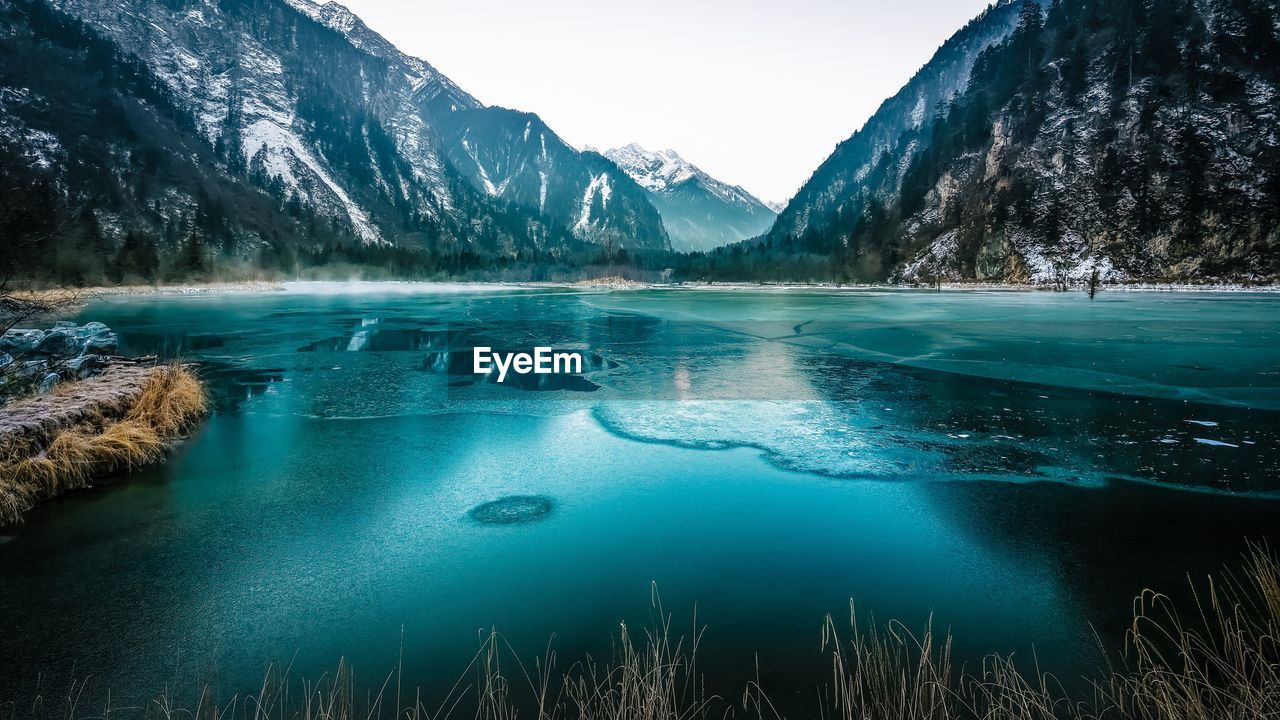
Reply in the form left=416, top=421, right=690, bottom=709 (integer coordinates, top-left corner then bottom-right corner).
left=338, top=0, right=997, bottom=205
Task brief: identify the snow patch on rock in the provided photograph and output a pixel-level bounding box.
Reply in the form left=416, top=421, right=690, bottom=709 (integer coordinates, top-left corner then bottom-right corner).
left=574, top=172, right=612, bottom=233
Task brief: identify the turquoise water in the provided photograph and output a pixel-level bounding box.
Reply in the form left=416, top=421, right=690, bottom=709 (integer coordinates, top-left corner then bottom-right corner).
left=1, top=285, right=1278, bottom=712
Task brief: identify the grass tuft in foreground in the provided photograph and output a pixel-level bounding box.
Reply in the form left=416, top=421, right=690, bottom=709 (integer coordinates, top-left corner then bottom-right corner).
left=1088, top=543, right=1280, bottom=718
left=0, top=364, right=207, bottom=524
left=6, top=544, right=1278, bottom=720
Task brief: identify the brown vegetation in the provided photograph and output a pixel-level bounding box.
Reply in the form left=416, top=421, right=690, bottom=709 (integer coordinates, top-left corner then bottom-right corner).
left=6, top=545, right=1277, bottom=720
left=0, top=363, right=206, bottom=524
left=814, top=546, right=1280, bottom=719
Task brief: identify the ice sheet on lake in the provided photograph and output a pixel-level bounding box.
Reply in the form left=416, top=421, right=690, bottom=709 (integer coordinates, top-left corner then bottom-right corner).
left=583, top=290, right=1280, bottom=411
left=80, top=288, right=1280, bottom=496
left=594, top=399, right=940, bottom=479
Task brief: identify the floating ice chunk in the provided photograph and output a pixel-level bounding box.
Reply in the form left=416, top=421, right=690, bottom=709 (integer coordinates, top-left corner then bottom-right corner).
left=1194, top=438, right=1239, bottom=448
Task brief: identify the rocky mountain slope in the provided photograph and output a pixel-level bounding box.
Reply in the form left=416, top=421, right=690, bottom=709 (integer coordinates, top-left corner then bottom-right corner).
left=439, top=114, right=668, bottom=254
left=765, top=0, right=1280, bottom=284
left=0, top=0, right=666, bottom=284
left=768, top=0, right=1030, bottom=253
left=604, top=143, right=775, bottom=252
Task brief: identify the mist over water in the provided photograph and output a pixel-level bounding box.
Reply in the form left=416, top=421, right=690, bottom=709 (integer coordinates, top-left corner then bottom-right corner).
left=1, top=286, right=1277, bottom=713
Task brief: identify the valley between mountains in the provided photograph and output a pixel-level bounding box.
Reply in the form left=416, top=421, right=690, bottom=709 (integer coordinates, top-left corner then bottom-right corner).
left=2, top=0, right=1277, bottom=285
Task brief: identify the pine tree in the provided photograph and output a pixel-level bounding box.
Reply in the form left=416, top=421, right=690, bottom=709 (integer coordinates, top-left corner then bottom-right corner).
left=178, top=231, right=208, bottom=278
left=112, top=230, right=160, bottom=283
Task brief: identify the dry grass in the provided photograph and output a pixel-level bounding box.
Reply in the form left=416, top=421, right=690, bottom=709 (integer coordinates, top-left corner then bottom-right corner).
left=819, top=609, right=955, bottom=720
left=1089, top=541, right=1280, bottom=718
left=124, top=363, right=208, bottom=436
left=0, top=364, right=206, bottom=524
left=5, top=547, right=1278, bottom=720
left=4, top=287, right=87, bottom=306
left=815, top=543, right=1280, bottom=720
left=559, top=589, right=711, bottom=720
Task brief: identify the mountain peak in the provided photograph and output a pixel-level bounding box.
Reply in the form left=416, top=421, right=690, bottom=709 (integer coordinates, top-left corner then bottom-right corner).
left=604, top=143, right=775, bottom=213
left=603, top=143, right=776, bottom=252
left=604, top=143, right=698, bottom=193
left=282, top=0, right=481, bottom=111
left=619, top=143, right=686, bottom=163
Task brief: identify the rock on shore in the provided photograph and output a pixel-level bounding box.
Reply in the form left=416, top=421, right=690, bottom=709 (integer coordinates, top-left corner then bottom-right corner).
left=0, top=322, right=119, bottom=402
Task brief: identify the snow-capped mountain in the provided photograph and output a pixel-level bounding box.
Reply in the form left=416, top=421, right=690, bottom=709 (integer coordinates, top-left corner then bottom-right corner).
left=0, top=0, right=666, bottom=284
left=441, top=115, right=667, bottom=252
left=604, top=143, right=775, bottom=252
left=282, top=0, right=479, bottom=117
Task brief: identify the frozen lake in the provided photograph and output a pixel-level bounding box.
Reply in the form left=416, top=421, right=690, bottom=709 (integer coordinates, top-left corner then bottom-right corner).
left=1, top=285, right=1277, bottom=713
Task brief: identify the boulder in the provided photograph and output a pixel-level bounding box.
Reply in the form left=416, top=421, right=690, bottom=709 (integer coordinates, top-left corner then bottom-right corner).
left=36, top=328, right=87, bottom=357
left=17, top=360, right=48, bottom=380
left=2, top=323, right=118, bottom=359
left=37, top=372, right=59, bottom=395
left=78, top=323, right=118, bottom=354
left=62, top=355, right=100, bottom=380
left=0, top=323, right=118, bottom=400
left=0, top=329, right=46, bottom=357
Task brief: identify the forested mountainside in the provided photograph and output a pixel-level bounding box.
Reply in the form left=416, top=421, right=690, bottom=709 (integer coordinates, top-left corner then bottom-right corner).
left=437, top=111, right=668, bottom=254
left=0, top=0, right=666, bottom=285
left=604, top=144, right=776, bottom=252
left=757, top=0, right=1280, bottom=284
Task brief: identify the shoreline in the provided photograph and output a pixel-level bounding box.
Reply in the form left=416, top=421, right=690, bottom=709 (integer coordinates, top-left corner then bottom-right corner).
left=27, top=278, right=1280, bottom=300
left=0, top=363, right=207, bottom=525
left=567, top=279, right=1280, bottom=293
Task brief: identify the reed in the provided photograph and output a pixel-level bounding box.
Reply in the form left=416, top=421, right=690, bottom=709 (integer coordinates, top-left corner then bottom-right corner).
left=3, top=548, right=1277, bottom=720
left=0, top=364, right=207, bottom=524
left=560, top=588, right=711, bottom=720
left=1088, top=541, right=1280, bottom=718
left=814, top=543, right=1280, bottom=719
left=819, top=608, right=955, bottom=720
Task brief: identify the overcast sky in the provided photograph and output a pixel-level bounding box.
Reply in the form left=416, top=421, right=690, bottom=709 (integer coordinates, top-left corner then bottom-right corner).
left=338, top=0, right=997, bottom=205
